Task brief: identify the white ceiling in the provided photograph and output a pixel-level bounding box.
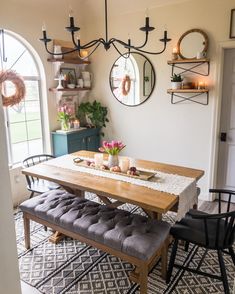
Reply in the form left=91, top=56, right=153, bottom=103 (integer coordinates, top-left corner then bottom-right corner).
left=79, top=0, right=192, bottom=18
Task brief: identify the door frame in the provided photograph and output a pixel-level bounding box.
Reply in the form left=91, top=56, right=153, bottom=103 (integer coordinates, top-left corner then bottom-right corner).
left=209, top=41, right=235, bottom=201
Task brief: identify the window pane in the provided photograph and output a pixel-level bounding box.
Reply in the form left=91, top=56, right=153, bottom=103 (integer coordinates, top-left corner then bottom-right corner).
left=8, top=102, right=26, bottom=123
left=28, top=139, right=43, bottom=155
left=12, top=142, right=28, bottom=164
left=3, top=34, right=38, bottom=77
left=24, top=81, right=40, bottom=101
left=25, top=101, right=41, bottom=120
left=10, top=122, right=27, bottom=143
left=27, top=120, right=42, bottom=140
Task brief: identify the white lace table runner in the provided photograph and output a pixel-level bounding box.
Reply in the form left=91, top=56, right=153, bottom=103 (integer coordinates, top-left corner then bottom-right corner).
left=45, top=155, right=197, bottom=220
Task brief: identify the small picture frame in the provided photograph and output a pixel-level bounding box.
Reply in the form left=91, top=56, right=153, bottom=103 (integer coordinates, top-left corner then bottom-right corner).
left=59, top=95, right=77, bottom=117
left=230, top=9, right=235, bottom=39
left=60, top=68, right=77, bottom=84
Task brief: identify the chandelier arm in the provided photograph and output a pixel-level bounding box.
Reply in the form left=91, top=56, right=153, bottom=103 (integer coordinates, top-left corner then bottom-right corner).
left=71, top=32, right=79, bottom=48
left=130, top=42, right=167, bottom=55
left=43, top=43, right=83, bottom=56
left=112, top=43, right=131, bottom=59
left=112, top=32, right=149, bottom=50
left=81, top=38, right=105, bottom=49
left=78, top=43, right=102, bottom=59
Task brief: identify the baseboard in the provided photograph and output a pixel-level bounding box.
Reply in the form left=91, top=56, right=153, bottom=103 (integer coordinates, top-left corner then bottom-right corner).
left=198, top=192, right=213, bottom=202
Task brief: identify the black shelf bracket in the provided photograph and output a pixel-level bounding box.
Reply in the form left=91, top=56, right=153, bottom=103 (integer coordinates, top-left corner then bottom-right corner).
left=171, top=60, right=210, bottom=76
left=170, top=92, right=209, bottom=105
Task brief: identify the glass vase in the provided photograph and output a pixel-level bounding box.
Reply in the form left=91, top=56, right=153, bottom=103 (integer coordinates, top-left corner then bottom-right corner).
left=108, top=154, right=119, bottom=168
left=61, top=120, right=70, bottom=131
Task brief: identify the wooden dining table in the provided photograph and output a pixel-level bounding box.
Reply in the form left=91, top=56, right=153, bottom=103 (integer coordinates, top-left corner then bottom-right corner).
left=22, top=150, right=204, bottom=242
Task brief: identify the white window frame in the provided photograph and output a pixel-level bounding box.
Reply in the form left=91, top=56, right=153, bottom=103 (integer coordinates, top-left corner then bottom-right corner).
left=1, top=31, right=46, bottom=167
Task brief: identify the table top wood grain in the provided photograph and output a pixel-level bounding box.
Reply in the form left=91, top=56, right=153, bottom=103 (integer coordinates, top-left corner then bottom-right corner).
left=22, top=150, right=204, bottom=214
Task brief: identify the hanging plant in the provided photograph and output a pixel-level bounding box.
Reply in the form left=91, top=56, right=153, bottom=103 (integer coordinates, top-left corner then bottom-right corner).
left=0, top=70, right=26, bottom=107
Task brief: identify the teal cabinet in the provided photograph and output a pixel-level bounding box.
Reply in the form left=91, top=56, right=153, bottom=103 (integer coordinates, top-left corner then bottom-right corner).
left=51, top=128, right=100, bottom=157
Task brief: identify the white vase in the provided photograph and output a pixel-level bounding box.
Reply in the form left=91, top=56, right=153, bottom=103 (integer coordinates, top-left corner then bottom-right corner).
left=53, top=45, right=63, bottom=59
left=171, top=82, right=182, bottom=90
left=108, top=155, right=119, bottom=168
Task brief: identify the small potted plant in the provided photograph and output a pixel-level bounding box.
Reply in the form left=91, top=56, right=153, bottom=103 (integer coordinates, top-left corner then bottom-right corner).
left=171, top=74, right=183, bottom=90
left=76, top=100, right=109, bottom=136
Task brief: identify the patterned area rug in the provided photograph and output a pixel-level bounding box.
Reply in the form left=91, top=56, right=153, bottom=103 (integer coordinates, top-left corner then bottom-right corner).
left=16, top=193, right=234, bottom=293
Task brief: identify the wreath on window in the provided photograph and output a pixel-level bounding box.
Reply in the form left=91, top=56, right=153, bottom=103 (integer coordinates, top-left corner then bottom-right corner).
left=121, top=74, right=131, bottom=96
left=0, top=70, right=26, bottom=107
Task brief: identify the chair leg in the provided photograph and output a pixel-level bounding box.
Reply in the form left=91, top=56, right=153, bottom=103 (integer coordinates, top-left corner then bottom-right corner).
left=229, top=247, right=235, bottom=266
left=184, top=241, right=189, bottom=252
left=217, top=250, right=230, bottom=294
left=166, top=239, right=178, bottom=284
left=29, top=191, right=34, bottom=199
left=23, top=214, right=30, bottom=249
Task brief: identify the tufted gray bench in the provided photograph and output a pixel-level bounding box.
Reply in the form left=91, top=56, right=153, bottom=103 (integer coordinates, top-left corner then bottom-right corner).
left=20, top=190, right=170, bottom=294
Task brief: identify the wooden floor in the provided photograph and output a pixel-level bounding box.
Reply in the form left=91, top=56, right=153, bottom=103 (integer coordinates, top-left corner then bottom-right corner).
left=199, top=199, right=235, bottom=213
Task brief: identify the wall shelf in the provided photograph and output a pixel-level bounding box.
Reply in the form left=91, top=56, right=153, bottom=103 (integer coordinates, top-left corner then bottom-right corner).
left=47, top=58, right=90, bottom=65
left=168, top=58, right=210, bottom=76
left=167, top=89, right=209, bottom=105
left=49, top=87, right=91, bottom=93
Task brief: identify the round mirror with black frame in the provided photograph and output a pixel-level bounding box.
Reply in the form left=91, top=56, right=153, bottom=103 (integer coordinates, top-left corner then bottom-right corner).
left=109, top=52, right=155, bottom=106
left=177, top=29, right=209, bottom=59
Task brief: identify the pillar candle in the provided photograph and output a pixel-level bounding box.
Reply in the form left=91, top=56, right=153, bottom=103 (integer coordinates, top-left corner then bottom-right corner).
left=119, top=158, right=130, bottom=173
left=94, top=153, right=103, bottom=167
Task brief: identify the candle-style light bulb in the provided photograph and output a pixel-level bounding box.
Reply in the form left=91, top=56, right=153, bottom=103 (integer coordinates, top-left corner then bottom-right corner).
left=69, top=6, right=74, bottom=27
left=145, top=8, right=149, bottom=17
left=42, top=22, right=46, bottom=32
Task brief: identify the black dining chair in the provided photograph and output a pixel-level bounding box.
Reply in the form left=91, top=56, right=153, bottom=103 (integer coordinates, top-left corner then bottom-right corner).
left=22, top=154, right=60, bottom=199
left=167, top=189, right=235, bottom=294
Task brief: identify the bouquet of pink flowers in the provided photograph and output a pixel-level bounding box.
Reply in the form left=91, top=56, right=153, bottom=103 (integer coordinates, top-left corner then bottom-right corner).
left=57, top=104, right=72, bottom=122
left=99, top=140, right=125, bottom=155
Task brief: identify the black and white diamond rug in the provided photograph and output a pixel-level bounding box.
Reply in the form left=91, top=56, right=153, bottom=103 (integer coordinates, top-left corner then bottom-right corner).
left=16, top=193, right=235, bottom=293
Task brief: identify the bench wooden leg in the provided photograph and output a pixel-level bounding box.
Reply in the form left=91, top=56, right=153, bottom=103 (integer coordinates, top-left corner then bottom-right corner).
left=23, top=214, right=30, bottom=249
left=140, top=264, right=148, bottom=294
left=161, top=239, right=169, bottom=280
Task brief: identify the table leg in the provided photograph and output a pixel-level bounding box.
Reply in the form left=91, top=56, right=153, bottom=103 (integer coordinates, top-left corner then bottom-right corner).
left=62, top=185, right=85, bottom=198
left=97, top=195, right=124, bottom=208
left=143, top=209, right=162, bottom=220
left=48, top=186, right=85, bottom=244
left=49, top=231, right=65, bottom=244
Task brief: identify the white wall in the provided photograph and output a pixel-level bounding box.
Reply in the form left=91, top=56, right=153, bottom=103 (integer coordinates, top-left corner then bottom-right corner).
left=81, top=0, right=235, bottom=200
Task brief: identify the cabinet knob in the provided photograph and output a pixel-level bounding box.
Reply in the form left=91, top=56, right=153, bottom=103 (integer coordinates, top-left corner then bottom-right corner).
left=88, top=137, right=91, bottom=142
left=83, top=138, right=85, bottom=143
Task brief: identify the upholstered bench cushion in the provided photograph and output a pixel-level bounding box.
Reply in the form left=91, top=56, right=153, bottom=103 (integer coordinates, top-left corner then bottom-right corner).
left=20, top=190, right=170, bottom=261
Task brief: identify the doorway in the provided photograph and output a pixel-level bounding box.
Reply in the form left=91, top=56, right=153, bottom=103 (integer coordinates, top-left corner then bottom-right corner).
left=216, top=48, right=235, bottom=202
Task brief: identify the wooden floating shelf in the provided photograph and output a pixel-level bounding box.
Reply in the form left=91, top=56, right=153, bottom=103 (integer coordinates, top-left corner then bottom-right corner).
left=167, top=89, right=208, bottom=93
left=167, top=58, right=209, bottom=65
left=47, top=58, right=90, bottom=65
left=49, top=87, right=91, bottom=93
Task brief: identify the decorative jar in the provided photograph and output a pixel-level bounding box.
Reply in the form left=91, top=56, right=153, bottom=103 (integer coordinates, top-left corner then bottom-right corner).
left=108, top=154, right=119, bottom=168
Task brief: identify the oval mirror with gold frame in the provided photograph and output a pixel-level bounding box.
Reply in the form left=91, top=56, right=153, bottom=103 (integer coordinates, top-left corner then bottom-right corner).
left=177, top=29, right=209, bottom=59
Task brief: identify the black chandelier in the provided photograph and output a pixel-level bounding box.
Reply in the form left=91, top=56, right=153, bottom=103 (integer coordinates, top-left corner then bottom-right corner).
left=40, top=0, right=171, bottom=59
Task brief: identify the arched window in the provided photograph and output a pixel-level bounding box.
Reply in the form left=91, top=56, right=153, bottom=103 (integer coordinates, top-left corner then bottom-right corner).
left=0, top=30, right=45, bottom=166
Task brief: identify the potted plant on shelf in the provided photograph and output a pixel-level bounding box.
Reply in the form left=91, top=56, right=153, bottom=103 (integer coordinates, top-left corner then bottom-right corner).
left=171, top=74, right=183, bottom=90
left=76, top=100, right=109, bottom=136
